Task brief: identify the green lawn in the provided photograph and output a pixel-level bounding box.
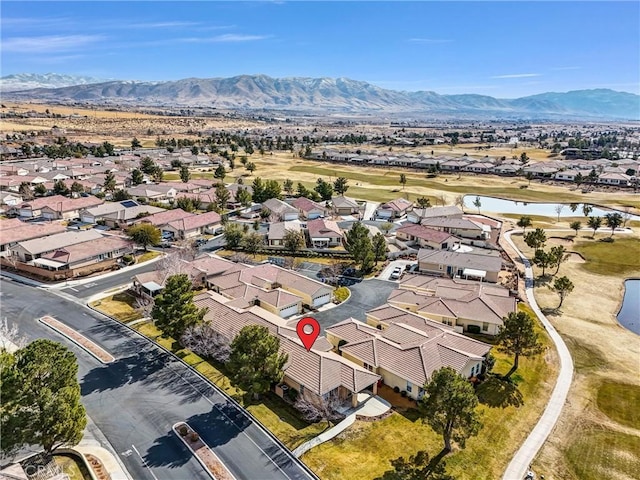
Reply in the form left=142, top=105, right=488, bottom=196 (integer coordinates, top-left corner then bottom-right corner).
left=303, top=321, right=556, bottom=480
left=90, top=293, right=142, bottom=323
left=131, top=321, right=325, bottom=449
left=54, top=454, right=91, bottom=480
left=596, top=381, right=640, bottom=429
left=565, top=428, right=640, bottom=480
left=137, top=251, right=161, bottom=263
left=574, top=237, right=640, bottom=276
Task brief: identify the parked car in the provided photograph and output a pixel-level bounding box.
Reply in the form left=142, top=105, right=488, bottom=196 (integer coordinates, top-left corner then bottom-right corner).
left=390, top=267, right=403, bottom=280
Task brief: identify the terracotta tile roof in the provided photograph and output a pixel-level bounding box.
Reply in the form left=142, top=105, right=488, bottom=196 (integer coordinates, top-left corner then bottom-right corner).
left=379, top=197, right=413, bottom=212
left=290, top=196, right=326, bottom=213
left=262, top=198, right=298, bottom=216
left=40, top=196, right=104, bottom=213
left=15, top=229, right=105, bottom=255
left=417, top=249, right=503, bottom=272
left=307, top=218, right=342, bottom=238
left=0, top=218, right=27, bottom=231
left=422, top=217, right=484, bottom=230
left=139, top=208, right=193, bottom=227
left=40, top=236, right=133, bottom=265
left=331, top=195, right=359, bottom=208
left=396, top=224, right=456, bottom=243
left=166, top=211, right=221, bottom=232
left=0, top=222, right=67, bottom=245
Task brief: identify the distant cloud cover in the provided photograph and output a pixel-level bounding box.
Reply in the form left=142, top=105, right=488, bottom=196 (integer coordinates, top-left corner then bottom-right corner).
left=1, top=1, right=638, bottom=97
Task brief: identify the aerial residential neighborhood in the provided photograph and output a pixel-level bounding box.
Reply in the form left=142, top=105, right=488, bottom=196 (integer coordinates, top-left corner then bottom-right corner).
left=1, top=2, right=639, bottom=480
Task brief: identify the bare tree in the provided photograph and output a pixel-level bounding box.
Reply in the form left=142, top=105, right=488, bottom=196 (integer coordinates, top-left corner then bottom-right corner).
left=0, top=317, right=27, bottom=352
left=156, top=251, right=190, bottom=278
left=294, top=392, right=345, bottom=428
left=554, top=204, right=565, bottom=222
left=135, top=296, right=154, bottom=318
left=181, top=323, right=231, bottom=363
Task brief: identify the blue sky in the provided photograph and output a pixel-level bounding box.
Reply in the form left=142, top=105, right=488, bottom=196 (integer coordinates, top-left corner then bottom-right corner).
left=2, top=1, right=639, bottom=98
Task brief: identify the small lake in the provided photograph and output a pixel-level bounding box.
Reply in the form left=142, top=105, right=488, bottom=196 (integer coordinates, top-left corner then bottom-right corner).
left=462, top=195, right=639, bottom=220
left=618, top=279, right=640, bottom=335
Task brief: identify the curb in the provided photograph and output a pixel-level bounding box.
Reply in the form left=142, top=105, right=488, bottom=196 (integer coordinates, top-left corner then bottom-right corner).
left=85, top=303, right=320, bottom=480
left=39, top=315, right=115, bottom=364
left=172, top=422, right=236, bottom=480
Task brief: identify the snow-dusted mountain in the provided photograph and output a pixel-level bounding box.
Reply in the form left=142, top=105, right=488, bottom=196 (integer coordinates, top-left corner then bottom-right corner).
left=3, top=73, right=639, bottom=120
left=0, top=73, right=112, bottom=91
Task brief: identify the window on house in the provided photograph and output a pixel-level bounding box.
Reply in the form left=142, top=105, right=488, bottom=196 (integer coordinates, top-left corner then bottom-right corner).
left=482, top=322, right=489, bottom=331
left=406, top=381, right=412, bottom=393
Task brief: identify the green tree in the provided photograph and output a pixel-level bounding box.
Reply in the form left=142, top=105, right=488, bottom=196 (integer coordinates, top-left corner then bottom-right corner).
left=214, top=164, right=226, bottom=181
left=333, top=177, right=349, bottom=195
left=1, top=339, right=86, bottom=455
left=376, top=450, right=454, bottom=480
left=191, top=145, right=199, bottom=155
left=399, top=173, right=407, bottom=190
left=582, top=204, right=593, bottom=217
left=179, top=165, right=191, bottom=183
left=53, top=179, right=69, bottom=196
left=215, top=183, right=230, bottom=212
left=533, top=249, right=552, bottom=276
left=574, top=172, right=584, bottom=188
left=549, top=245, right=568, bottom=275
left=569, top=203, right=578, bottom=213
left=315, top=178, right=334, bottom=201
left=473, top=196, right=481, bottom=214
left=245, top=162, right=256, bottom=174
left=140, top=156, right=156, bottom=174
left=495, top=311, right=543, bottom=379
left=569, top=220, right=582, bottom=236
left=372, top=232, right=387, bottom=264
left=242, top=231, right=263, bottom=256
left=380, top=221, right=394, bottom=235
left=524, top=228, right=547, bottom=251
left=345, top=221, right=374, bottom=272
left=127, top=223, right=161, bottom=251
left=176, top=197, right=196, bottom=212
left=605, top=212, right=623, bottom=236
left=552, top=276, right=574, bottom=308
left=103, top=171, right=116, bottom=192
left=283, top=179, right=294, bottom=196
left=224, top=223, right=244, bottom=249
left=151, top=274, right=207, bottom=340
left=263, top=179, right=282, bottom=201
left=419, top=367, right=482, bottom=453
left=283, top=229, right=306, bottom=254
left=34, top=183, right=47, bottom=197
left=19, top=182, right=33, bottom=199
left=228, top=325, right=288, bottom=400
left=252, top=177, right=265, bottom=203
left=525, top=172, right=534, bottom=186
left=520, top=152, right=529, bottom=164
left=131, top=137, right=142, bottom=149
left=131, top=168, right=144, bottom=186
left=236, top=187, right=252, bottom=207
left=112, top=189, right=132, bottom=201
left=517, top=216, right=532, bottom=232
left=416, top=197, right=431, bottom=208
left=587, top=216, right=602, bottom=237
left=70, top=181, right=85, bottom=194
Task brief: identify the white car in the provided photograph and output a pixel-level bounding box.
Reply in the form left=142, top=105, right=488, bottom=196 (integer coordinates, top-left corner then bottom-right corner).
left=390, top=267, right=403, bottom=280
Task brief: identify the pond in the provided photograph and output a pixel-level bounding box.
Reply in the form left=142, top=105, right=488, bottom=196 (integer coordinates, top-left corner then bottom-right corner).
left=462, top=195, right=639, bottom=220
left=617, top=279, right=640, bottom=335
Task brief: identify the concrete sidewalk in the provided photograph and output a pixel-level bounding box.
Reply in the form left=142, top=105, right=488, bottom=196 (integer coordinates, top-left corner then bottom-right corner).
left=501, top=230, right=574, bottom=480
left=292, top=394, right=390, bottom=458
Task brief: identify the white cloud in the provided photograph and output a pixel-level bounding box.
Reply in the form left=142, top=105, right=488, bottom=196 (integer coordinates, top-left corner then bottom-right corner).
left=127, top=21, right=201, bottom=28
left=491, top=73, right=542, bottom=79
left=2, top=34, right=106, bottom=53
left=207, top=34, right=271, bottom=42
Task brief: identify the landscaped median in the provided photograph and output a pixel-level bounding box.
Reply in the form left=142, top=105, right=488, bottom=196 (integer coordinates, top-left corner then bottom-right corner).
left=173, top=422, right=236, bottom=480
left=40, top=315, right=114, bottom=363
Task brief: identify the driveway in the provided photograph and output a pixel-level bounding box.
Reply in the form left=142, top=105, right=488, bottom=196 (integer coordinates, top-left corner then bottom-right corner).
left=378, top=259, right=415, bottom=281
left=312, top=279, right=397, bottom=331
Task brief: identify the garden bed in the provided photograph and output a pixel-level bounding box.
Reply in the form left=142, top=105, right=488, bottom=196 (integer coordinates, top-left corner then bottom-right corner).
left=173, top=422, right=235, bottom=480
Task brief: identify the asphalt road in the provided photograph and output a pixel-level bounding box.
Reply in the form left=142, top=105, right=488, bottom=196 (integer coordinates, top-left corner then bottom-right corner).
left=312, top=279, right=397, bottom=331
left=59, top=261, right=158, bottom=299
left=1, top=279, right=316, bottom=480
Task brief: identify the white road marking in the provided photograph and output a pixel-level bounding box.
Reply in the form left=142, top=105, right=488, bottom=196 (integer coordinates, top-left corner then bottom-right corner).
left=121, top=449, right=133, bottom=457
left=68, top=287, right=79, bottom=292
left=131, top=444, right=159, bottom=480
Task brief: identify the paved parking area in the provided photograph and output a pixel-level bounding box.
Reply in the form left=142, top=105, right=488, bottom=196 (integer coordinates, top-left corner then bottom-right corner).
left=378, top=259, right=415, bottom=281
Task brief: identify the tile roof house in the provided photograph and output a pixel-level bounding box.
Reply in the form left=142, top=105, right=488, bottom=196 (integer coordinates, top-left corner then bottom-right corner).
left=331, top=195, right=360, bottom=216
left=267, top=221, right=303, bottom=247
left=0, top=221, right=67, bottom=255
left=375, top=198, right=414, bottom=219
left=417, top=249, right=503, bottom=282
left=193, top=291, right=380, bottom=406
left=407, top=206, right=463, bottom=224
left=421, top=216, right=488, bottom=240
left=389, top=274, right=515, bottom=335
left=262, top=198, right=299, bottom=221
left=34, top=236, right=133, bottom=271
left=162, top=210, right=222, bottom=239
left=39, top=196, right=104, bottom=220
left=10, top=229, right=105, bottom=262
left=395, top=224, right=458, bottom=250
left=306, top=218, right=343, bottom=248
left=10, top=195, right=69, bottom=218
left=325, top=308, right=490, bottom=400
left=289, top=196, right=328, bottom=220
left=137, top=208, right=193, bottom=228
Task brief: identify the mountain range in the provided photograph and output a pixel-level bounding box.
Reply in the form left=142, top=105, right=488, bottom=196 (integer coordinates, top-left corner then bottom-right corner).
left=2, top=73, right=638, bottom=120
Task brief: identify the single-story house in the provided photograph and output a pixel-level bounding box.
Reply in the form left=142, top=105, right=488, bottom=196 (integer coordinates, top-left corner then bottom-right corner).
left=162, top=210, right=222, bottom=239
left=375, top=198, right=414, bottom=219
left=40, top=196, right=104, bottom=220
left=422, top=217, right=488, bottom=240
left=262, top=198, right=299, bottom=221
left=407, top=206, right=463, bottom=224
left=597, top=172, right=631, bottom=186
left=137, top=208, right=193, bottom=229
left=325, top=309, right=490, bottom=400
left=0, top=221, right=67, bottom=255
left=331, top=195, right=360, bottom=216
left=417, top=249, right=503, bottom=282
left=307, top=218, right=343, bottom=248
left=289, top=196, right=328, bottom=220
left=267, top=221, right=303, bottom=247
left=10, top=195, right=69, bottom=218
left=10, top=229, right=105, bottom=262
left=32, top=236, right=133, bottom=271
left=395, top=224, right=457, bottom=250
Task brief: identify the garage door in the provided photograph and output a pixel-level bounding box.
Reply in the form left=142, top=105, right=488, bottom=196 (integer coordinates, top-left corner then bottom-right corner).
left=313, top=293, right=331, bottom=307
left=42, top=211, right=56, bottom=220
left=279, top=304, right=300, bottom=318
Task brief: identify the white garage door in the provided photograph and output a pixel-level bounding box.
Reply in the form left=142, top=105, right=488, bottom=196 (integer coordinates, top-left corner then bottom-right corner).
left=42, top=211, right=56, bottom=220
left=313, top=293, right=331, bottom=307
left=80, top=214, right=95, bottom=224
left=279, top=304, right=300, bottom=318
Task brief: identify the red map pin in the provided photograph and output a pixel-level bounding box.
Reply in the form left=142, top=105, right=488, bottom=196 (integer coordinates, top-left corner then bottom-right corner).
left=296, top=317, right=320, bottom=352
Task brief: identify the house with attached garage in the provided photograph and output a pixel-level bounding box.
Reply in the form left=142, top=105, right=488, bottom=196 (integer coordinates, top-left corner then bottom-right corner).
left=39, top=196, right=104, bottom=220
left=267, top=221, right=303, bottom=247
left=331, top=195, right=361, bottom=216
left=421, top=216, right=488, bottom=240
left=597, top=172, right=631, bottom=186
left=9, top=229, right=105, bottom=262
left=417, top=249, right=503, bottom=283
left=262, top=198, right=299, bottom=221
left=289, top=196, right=328, bottom=220
left=0, top=221, right=67, bottom=256
left=325, top=307, right=491, bottom=400
left=375, top=197, right=414, bottom=219
left=395, top=224, right=458, bottom=250
left=162, top=210, right=222, bottom=240
left=306, top=218, right=343, bottom=248
left=407, top=205, right=463, bottom=224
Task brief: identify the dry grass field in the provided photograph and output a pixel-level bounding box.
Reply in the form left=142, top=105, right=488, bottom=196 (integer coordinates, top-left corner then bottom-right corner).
left=510, top=227, right=640, bottom=480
